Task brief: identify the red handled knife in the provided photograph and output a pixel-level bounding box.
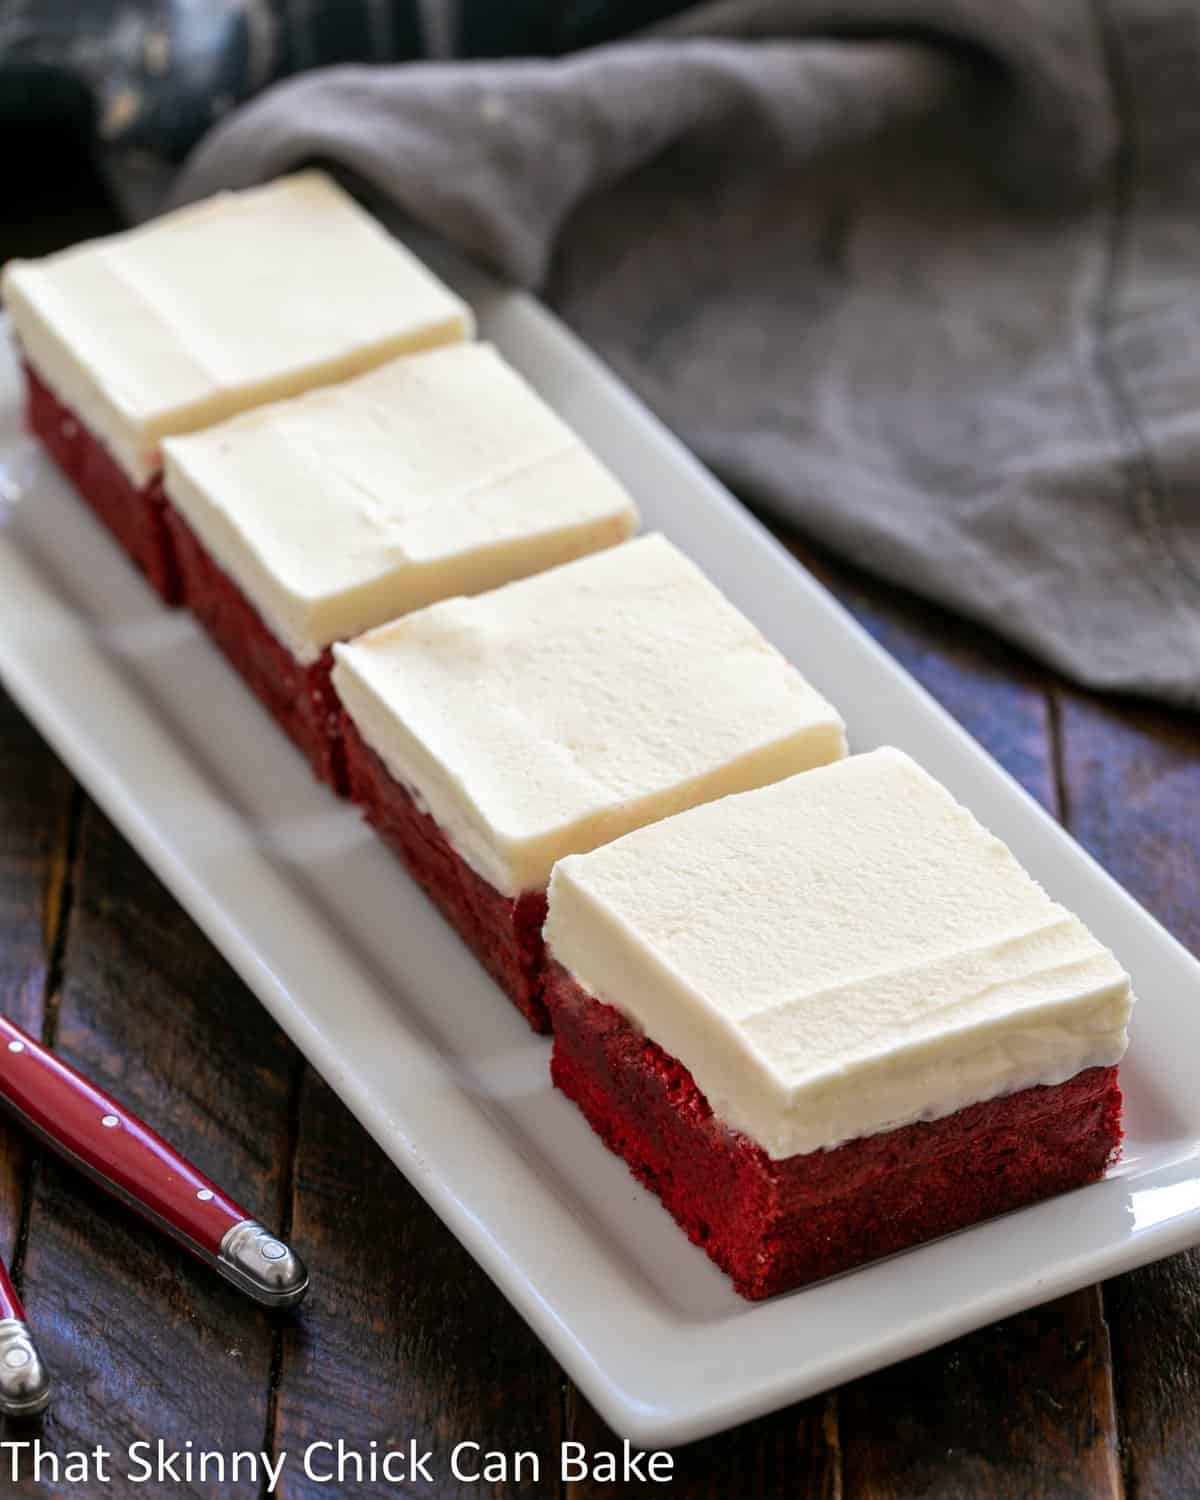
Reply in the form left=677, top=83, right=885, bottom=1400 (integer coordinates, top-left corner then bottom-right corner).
left=0, top=1017, right=308, bottom=1312
left=0, top=1256, right=50, bottom=1418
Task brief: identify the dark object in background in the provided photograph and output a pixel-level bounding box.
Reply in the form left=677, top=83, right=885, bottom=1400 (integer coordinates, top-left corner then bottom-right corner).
left=0, top=0, right=418, bottom=164
left=459, top=0, right=691, bottom=56
left=1, top=59, right=121, bottom=262
left=0, top=0, right=690, bottom=199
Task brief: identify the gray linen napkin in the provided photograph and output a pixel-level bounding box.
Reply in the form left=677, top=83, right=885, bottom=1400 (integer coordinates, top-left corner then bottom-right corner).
left=172, top=0, right=1200, bottom=707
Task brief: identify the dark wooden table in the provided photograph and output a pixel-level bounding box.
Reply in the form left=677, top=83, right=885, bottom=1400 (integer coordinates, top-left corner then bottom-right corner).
left=3, top=147, right=1199, bottom=1500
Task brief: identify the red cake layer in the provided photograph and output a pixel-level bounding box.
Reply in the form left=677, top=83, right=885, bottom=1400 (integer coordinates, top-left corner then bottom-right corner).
left=165, top=503, right=345, bottom=793
left=24, top=362, right=181, bottom=603
left=545, top=962, right=1123, bottom=1299
left=342, top=713, right=551, bottom=1031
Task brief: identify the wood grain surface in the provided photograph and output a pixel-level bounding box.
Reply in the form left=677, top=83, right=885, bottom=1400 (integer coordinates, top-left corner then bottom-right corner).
left=1, top=156, right=1198, bottom=1498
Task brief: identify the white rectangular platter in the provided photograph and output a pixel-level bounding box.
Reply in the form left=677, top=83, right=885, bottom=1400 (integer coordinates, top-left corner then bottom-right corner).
left=1, top=253, right=1199, bottom=1449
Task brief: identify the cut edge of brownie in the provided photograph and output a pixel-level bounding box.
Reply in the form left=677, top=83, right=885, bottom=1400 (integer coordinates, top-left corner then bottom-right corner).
left=341, top=711, right=551, bottom=1031
left=165, top=502, right=346, bottom=793
left=24, top=362, right=182, bottom=604
left=544, top=959, right=1123, bottom=1299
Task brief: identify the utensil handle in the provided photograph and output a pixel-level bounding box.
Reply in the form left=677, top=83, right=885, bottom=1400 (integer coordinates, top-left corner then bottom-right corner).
left=0, top=1255, right=22, bottom=1324
left=0, top=1258, right=50, bottom=1418
left=0, top=1018, right=307, bottom=1309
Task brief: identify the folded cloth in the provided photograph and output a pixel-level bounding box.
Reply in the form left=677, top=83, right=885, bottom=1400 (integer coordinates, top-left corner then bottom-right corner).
left=173, top=0, right=1200, bottom=707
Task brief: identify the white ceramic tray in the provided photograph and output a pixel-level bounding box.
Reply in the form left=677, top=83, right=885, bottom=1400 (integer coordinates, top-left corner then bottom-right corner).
left=1, top=260, right=1198, bottom=1449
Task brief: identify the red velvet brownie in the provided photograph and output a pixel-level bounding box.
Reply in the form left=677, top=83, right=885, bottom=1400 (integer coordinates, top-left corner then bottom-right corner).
left=332, top=534, right=848, bottom=1030
left=2, top=171, right=471, bottom=600
left=167, top=507, right=344, bottom=789
left=542, top=749, right=1133, bottom=1298
left=161, top=343, right=638, bottom=791
left=25, top=364, right=180, bottom=600
left=342, top=715, right=549, bottom=1018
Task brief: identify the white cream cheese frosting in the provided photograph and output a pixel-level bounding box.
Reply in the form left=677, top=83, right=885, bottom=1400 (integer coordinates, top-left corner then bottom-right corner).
left=544, top=747, right=1134, bottom=1159
left=332, top=533, right=848, bottom=895
left=1, top=170, right=472, bottom=485
left=162, top=344, right=639, bottom=662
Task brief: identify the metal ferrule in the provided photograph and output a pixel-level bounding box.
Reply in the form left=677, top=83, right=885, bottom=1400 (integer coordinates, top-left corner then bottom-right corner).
left=0, top=1317, right=50, bottom=1419
left=217, top=1220, right=309, bottom=1310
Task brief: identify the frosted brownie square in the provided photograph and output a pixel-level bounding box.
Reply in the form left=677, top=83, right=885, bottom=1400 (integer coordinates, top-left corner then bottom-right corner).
left=161, top=342, right=638, bottom=789
left=332, top=534, right=847, bottom=1028
left=543, top=748, right=1132, bottom=1297
left=2, top=171, right=471, bottom=599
